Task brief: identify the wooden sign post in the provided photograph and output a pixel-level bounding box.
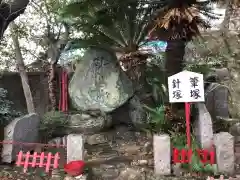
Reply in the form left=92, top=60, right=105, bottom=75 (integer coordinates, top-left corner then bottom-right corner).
left=168, top=70, right=204, bottom=148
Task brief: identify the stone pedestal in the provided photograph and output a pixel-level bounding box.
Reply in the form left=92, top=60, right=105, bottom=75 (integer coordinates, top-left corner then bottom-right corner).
left=153, top=134, right=171, bottom=175
left=194, top=103, right=214, bottom=150
left=67, top=134, right=84, bottom=163
left=214, top=132, right=235, bottom=175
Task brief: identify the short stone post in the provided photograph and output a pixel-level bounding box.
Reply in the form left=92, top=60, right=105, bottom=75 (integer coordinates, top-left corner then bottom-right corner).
left=67, top=134, right=84, bottom=163
left=153, top=134, right=171, bottom=175
left=214, top=132, right=235, bottom=175
left=194, top=103, right=214, bottom=150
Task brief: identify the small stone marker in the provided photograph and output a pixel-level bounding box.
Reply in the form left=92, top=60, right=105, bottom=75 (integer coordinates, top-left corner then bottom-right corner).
left=1, top=113, right=40, bottom=163
left=67, top=134, right=84, bottom=163
left=194, top=103, right=214, bottom=150
left=214, top=132, right=235, bottom=175
left=205, top=83, right=230, bottom=120
left=153, top=134, right=171, bottom=175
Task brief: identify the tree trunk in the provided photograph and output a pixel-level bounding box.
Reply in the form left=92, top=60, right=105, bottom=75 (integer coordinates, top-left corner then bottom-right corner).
left=220, top=0, right=233, bottom=32
left=165, top=39, right=186, bottom=77
left=47, top=24, right=69, bottom=111
left=165, top=39, right=186, bottom=111
left=0, top=0, right=30, bottom=38
left=220, top=0, right=235, bottom=54
left=48, top=63, right=57, bottom=110
left=10, top=22, right=35, bottom=113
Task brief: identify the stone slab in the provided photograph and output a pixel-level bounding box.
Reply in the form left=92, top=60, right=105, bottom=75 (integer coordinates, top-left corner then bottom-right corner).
left=67, top=134, right=84, bottom=163
left=214, top=132, right=235, bottom=175
left=1, top=113, right=40, bottom=163
left=153, top=134, right=171, bottom=175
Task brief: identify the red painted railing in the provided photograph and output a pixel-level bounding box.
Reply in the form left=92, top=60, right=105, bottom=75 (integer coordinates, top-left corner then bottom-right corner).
left=16, top=151, right=60, bottom=173
left=172, top=148, right=215, bottom=164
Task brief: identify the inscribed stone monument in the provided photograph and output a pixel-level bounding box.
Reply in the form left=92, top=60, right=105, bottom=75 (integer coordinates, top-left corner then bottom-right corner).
left=1, top=113, right=40, bottom=163
left=69, top=47, right=133, bottom=112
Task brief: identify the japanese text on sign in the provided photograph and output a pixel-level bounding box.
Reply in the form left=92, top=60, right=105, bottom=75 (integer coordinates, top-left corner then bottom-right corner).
left=168, top=71, right=205, bottom=103
left=190, top=77, right=201, bottom=100
left=172, top=79, right=182, bottom=100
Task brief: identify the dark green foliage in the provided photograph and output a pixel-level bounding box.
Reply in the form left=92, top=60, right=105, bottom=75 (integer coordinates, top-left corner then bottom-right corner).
left=184, top=63, right=213, bottom=76
left=39, top=111, right=69, bottom=141
left=0, top=0, right=30, bottom=39
left=0, top=88, right=21, bottom=126
left=144, top=105, right=170, bottom=134
left=145, top=53, right=168, bottom=104
left=60, top=0, right=155, bottom=51
left=60, top=0, right=160, bottom=81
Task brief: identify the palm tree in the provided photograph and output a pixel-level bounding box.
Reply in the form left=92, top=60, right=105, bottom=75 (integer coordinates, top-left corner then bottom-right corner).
left=60, top=0, right=156, bottom=96
left=148, top=0, right=217, bottom=77
left=60, top=0, right=220, bottom=124
left=61, top=0, right=218, bottom=81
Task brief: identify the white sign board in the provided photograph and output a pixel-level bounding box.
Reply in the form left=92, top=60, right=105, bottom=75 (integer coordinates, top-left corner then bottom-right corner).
left=168, top=70, right=205, bottom=103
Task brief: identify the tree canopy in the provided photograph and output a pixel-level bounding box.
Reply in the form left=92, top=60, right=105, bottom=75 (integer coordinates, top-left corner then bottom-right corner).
left=0, top=0, right=30, bottom=38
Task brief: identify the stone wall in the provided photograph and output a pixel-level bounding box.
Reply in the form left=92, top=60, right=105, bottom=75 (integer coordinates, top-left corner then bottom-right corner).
left=0, top=72, right=49, bottom=115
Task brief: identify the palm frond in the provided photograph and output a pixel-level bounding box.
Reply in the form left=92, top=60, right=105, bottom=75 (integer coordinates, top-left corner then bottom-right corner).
left=60, top=0, right=106, bottom=17
left=61, top=0, right=154, bottom=51
left=60, top=0, right=155, bottom=79
left=149, top=0, right=217, bottom=40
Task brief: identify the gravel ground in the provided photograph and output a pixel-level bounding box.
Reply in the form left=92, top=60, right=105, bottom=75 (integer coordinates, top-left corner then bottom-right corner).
left=0, top=165, right=64, bottom=180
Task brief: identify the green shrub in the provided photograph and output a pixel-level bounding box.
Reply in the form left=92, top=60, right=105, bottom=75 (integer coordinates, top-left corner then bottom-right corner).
left=40, top=111, right=68, bottom=141
left=146, top=54, right=168, bottom=105
left=0, top=88, right=21, bottom=126
left=143, top=105, right=170, bottom=135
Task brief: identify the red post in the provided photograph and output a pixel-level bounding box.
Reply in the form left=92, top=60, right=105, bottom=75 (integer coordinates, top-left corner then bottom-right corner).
left=62, top=71, right=66, bottom=112
left=197, top=149, right=215, bottom=165
left=197, top=149, right=209, bottom=164
left=173, top=148, right=192, bottom=164
left=39, top=152, right=44, bottom=167
left=65, top=71, right=68, bottom=112
left=16, top=151, right=23, bottom=167
left=53, top=153, right=60, bottom=168
left=32, top=152, right=37, bottom=167
left=209, top=150, right=215, bottom=165
left=45, top=152, right=52, bottom=173
left=185, top=102, right=191, bottom=148
left=24, top=151, right=30, bottom=173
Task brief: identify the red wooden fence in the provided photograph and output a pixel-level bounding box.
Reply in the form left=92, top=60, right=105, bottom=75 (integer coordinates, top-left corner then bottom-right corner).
left=16, top=151, right=60, bottom=173
left=172, top=148, right=215, bottom=164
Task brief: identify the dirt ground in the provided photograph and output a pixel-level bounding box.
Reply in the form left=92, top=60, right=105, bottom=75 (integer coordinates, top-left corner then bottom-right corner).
left=1, top=126, right=240, bottom=180
left=0, top=165, right=61, bottom=180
